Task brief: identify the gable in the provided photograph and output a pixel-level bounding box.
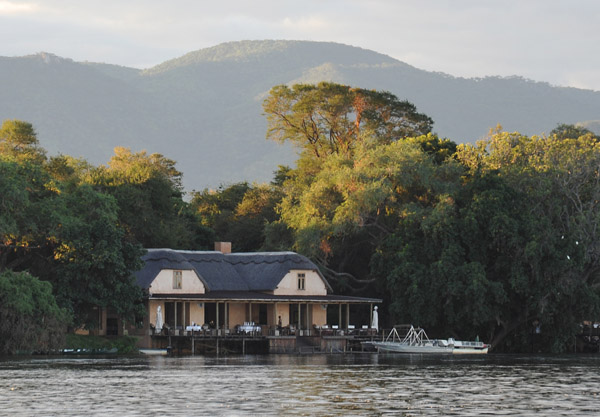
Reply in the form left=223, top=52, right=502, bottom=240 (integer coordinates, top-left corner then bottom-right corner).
left=273, top=269, right=327, bottom=296
left=149, top=269, right=206, bottom=294
left=226, top=252, right=332, bottom=293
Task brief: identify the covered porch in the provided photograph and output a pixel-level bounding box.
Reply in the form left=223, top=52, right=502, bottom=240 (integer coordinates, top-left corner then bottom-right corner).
left=142, top=292, right=381, bottom=345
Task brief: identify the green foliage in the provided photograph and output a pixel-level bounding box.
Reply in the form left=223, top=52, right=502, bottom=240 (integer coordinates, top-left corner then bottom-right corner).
left=85, top=147, right=213, bottom=249
left=275, top=128, right=461, bottom=296
left=65, top=333, right=139, bottom=354
left=0, top=270, right=69, bottom=355
left=263, top=82, right=433, bottom=159
left=46, top=185, right=146, bottom=327
left=190, top=181, right=283, bottom=252
left=1, top=127, right=196, bottom=331
left=449, top=130, right=600, bottom=350
left=0, top=119, right=46, bottom=164
left=269, top=108, right=600, bottom=351
left=550, top=123, right=599, bottom=140
left=0, top=160, right=29, bottom=238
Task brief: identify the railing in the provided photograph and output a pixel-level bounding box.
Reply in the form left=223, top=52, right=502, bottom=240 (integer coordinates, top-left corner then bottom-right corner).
left=151, top=325, right=381, bottom=338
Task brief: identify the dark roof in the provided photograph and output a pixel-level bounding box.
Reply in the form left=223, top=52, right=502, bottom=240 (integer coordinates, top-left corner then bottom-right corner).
left=227, top=252, right=331, bottom=292
left=134, top=249, right=333, bottom=293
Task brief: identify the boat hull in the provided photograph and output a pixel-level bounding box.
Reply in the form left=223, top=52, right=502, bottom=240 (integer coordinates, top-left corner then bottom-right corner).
left=452, top=347, right=489, bottom=354
left=367, top=326, right=490, bottom=355
left=368, top=341, right=489, bottom=355
left=139, top=348, right=168, bottom=356
left=371, top=341, right=453, bottom=354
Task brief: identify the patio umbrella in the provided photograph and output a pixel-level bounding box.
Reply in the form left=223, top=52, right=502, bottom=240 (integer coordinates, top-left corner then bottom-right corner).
left=371, top=306, right=378, bottom=331
left=156, top=305, right=163, bottom=333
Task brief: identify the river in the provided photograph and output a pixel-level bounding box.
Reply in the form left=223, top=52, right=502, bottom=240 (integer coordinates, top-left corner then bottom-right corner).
left=1, top=353, right=599, bottom=416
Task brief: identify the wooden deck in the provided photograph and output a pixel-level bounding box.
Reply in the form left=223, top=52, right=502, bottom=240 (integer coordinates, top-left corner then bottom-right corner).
left=147, top=328, right=380, bottom=355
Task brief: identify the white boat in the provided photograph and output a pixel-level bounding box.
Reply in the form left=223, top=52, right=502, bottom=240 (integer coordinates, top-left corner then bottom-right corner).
left=365, top=325, right=489, bottom=355
left=138, top=348, right=169, bottom=356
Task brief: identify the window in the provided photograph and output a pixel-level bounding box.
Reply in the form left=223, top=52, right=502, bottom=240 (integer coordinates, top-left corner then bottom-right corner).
left=298, top=273, right=305, bottom=290
left=173, top=270, right=182, bottom=289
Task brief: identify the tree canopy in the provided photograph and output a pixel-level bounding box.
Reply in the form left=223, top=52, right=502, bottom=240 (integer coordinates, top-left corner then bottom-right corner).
left=263, top=82, right=433, bottom=159
left=0, top=119, right=213, bottom=338
left=0, top=270, right=68, bottom=354
left=266, top=86, right=600, bottom=352
left=2, top=100, right=599, bottom=354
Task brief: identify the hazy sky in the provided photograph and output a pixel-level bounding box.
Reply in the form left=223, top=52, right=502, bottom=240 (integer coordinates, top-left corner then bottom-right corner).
left=1, top=0, right=599, bottom=91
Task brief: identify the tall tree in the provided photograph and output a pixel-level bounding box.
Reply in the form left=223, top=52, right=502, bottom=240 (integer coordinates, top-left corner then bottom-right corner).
left=0, top=119, right=46, bottom=164
left=263, top=82, right=433, bottom=159
left=86, top=147, right=213, bottom=249
left=1, top=133, right=149, bottom=328
left=46, top=185, right=145, bottom=327
left=275, top=132, right=461, bottom=295
left=451, top=130, right=600, bottom=350
left=0, top=270, right=68, bottom=355
left=550, top=123, right=599, bottom=140
left=190, top=179, right=284, bottom=252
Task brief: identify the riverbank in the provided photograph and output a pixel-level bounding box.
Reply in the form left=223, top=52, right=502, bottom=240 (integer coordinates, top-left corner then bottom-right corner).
left=64, top=334, right=139, bottom=354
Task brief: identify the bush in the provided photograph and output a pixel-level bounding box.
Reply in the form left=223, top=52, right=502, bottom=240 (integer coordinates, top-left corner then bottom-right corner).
left=0, top=270, right=70, bottom=355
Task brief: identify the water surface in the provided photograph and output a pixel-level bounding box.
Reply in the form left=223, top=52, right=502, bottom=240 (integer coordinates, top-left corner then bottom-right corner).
left=1, top=354, right=599, bottom=416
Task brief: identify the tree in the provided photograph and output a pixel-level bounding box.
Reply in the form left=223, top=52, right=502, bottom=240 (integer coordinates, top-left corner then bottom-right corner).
left=263, top=82, right=433, bottom=159
left=190, top=180, right=284, bottom=252
left=85, top=147, right=213, bottom=249
left=550, top=123, right=599, bottom=140
left=0, top=119, right=46, bottom=164
left=451, top=130, right=600, bottom=351
left=0, top=270, right=69, bottom=355
left=0, top=139, right=149, bottom=328
left=45, top=185, right=146, bottom=327
left=275, top=131, right=461, bottom=295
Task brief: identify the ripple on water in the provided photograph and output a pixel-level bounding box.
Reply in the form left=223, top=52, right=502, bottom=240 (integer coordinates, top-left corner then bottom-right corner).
left=1, top=354, right=600, bottom=416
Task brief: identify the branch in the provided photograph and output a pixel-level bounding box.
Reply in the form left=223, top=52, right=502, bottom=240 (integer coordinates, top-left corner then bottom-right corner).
left=318, top=263, right=376, bottom=285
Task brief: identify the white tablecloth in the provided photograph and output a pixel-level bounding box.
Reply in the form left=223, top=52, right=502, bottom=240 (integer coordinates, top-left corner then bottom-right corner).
left=237, top=323, right=261, bottom=333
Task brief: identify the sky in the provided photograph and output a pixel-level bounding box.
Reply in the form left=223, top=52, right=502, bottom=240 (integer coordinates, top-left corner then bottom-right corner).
left=1, top=0, right=599, bottom=91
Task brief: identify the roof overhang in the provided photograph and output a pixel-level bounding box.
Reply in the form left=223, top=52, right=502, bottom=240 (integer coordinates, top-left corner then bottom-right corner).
left=148, top=291, right=381, bottom=304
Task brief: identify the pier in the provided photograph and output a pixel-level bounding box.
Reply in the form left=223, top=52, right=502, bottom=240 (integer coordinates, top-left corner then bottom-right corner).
left=147, top=326, right=380, bottom=355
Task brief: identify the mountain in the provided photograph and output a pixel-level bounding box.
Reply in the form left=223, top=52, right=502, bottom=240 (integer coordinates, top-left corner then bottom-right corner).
left=1, top=41, right=599, bottom=191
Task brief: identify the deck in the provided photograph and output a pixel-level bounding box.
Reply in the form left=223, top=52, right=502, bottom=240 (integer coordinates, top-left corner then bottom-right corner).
left=145, top=327, right=380, bottom=355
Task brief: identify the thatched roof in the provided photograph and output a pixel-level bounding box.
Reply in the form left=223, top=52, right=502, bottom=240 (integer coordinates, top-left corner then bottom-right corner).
left=134, top=249, right=333, bottom=293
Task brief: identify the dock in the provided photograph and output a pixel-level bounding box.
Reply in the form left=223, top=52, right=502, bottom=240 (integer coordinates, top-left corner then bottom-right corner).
left=146, top=327, right=380, bottom=355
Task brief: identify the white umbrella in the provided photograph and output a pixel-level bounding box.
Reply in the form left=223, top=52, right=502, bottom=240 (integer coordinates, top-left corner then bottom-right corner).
left=371, top=306, right=379, bottom=331
left=156, top=305, right=163, bottom=333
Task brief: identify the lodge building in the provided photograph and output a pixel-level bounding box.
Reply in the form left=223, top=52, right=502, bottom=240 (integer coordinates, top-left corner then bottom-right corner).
left=95, top=242, right=381, bottom=353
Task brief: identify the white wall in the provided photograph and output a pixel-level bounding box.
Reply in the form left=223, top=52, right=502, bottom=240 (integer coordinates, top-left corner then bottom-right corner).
left=149, top=269, right=206, bottom=294
left=273, top=269, right=327, bottom=296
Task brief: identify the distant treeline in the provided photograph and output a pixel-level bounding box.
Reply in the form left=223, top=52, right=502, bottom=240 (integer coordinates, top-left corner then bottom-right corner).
left=1, top=82, right=599, bottom=354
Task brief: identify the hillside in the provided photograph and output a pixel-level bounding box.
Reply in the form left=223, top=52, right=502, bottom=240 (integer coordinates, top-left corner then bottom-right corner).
left=1, top=41, right=599, bottom=191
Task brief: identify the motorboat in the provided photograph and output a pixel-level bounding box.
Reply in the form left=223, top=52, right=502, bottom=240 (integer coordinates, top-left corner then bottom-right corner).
left=365, top=325, right=489, bottom=354
left=138, top=348, right=169, bottom=356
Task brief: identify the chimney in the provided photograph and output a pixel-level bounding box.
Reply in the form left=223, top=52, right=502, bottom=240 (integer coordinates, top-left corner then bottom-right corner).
left=214, top=241, right=232, bottom=254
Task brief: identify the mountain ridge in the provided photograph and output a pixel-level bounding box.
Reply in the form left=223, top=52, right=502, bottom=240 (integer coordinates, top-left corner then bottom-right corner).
left=1, top=40, right=599, bottom=191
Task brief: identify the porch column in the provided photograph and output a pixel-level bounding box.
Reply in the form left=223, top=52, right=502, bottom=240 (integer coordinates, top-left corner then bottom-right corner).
left=297, top=303, right=301, bottom=330
left=345, top=303, right=350, bottom=330
left=224, top=302, right=228, bottom=330
left=249, top=303, right=252, bottom=322
left=216, top=301, right=220, bottom=331
left=174, top=302, right=178, bottom=328
left=306, top=303, right=310, bottom=333
left=370, top=303, right=373, bottom=329
left=338, top=304, right=342, bottom=328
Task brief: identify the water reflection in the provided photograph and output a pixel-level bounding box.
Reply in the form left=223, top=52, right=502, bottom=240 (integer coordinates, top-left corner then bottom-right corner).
left=1, top=354, right=600, bottom=416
